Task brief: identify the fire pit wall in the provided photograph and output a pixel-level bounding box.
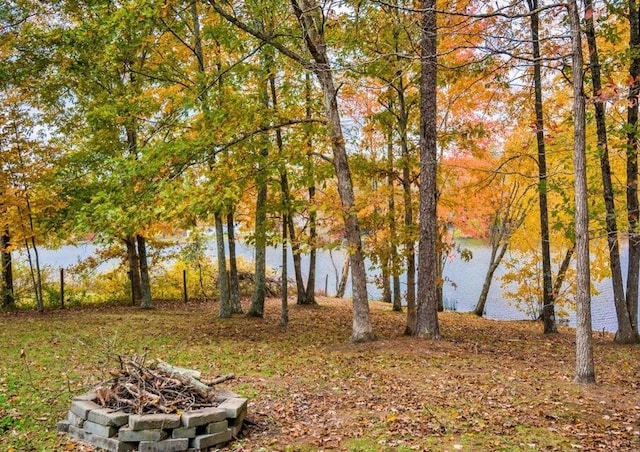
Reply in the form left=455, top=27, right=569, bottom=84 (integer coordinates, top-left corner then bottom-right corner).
left=57, top=391, right=248, bottom=452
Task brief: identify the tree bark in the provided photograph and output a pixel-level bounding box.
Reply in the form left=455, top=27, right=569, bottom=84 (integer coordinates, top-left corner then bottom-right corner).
left=396, top=62, right=417, bottom=333
left=305, top=175, right=318, bottom=304
left=136, top=234, right=153, bottom=309
left=474, top=241, right=508, bottom=317
left=336, top=255, right=350, bottom=299
left=247, top=149, right=268, bottom=318
left=291, top=0, right=374, bottom=342
left=303, top=73, right=317, bottom=305
left=527, top=0, right=557, bottom=334
left=125, top=236, right=142, bottom=306
left=227, top=211, right=242, bottom=314
left=387, top=130, right=402, bottom=312
left=568, top=0, right=596, bottom=384
left=415, top=0, right=440, bottom=339
left=1, top=226, right=14, bottom=309
left=625, top=0, right=640, bottom=342
left=583, top=0, right=636, bottom=343
left=216, top=211, right=232, bottom=318
left=281, top=211, right=289, bottom=327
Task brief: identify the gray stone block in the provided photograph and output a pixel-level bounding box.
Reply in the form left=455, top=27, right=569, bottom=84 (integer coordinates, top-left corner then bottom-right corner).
left=129, top=413, right=181, bottom=430
left=217, top=398, right=247, bottom=418
left=190, top=430, right=232, bottom=449
left=172, top=426, right=197, bottom=439
left=181, top=407, right=227, bottom=427
left=87, top=408, right=129, bottom=427
left=67, top=410, right=85, bottom=427
left=138, top=438, right=189, bottom=452
left=68, top=424, right=86, bottom=442
left=118, top=426, right=168, bottom=442
left=205, top=420, right=228, bottom=434
left=72, top=391, right=97, bottom=401
left=229, top=409, right=246, bottom=437
left=70, top=400, right=101, bottom=419
left=57, top=420, right=70, bottom=433
left=87, top=433, right=137, bottom=452
left=83, top=420, right=117, bottom=438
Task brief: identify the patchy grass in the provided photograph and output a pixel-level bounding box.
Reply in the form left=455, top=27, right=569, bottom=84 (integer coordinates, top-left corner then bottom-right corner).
left=1, top=297, right=639, bottom=451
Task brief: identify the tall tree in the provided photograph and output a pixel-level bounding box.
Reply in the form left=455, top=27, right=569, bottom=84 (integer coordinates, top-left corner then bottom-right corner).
left=210, top=0, right=375, bottom=341
left=415, top=0, right=440, bottom=338
left=527, top=0, right=557, bottom=334
left=583, top=0, right=637, bottom=343
left=567, top=0, right=595, bottom=384
left=625, top=0, right=640, bottom=341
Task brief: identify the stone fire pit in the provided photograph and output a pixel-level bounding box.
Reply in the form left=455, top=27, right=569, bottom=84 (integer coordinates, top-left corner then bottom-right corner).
left=57, top=358, right=248, bottom=452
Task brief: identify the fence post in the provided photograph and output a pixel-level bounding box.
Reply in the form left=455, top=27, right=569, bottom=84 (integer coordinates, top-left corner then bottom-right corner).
left=60, top=268, right=64, bottom=309
left=182, top=269, right=188, bottom=304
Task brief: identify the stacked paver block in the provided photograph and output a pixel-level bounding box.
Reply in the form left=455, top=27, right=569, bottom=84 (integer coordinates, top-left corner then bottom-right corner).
left=58, top=391, right=248, bottom=452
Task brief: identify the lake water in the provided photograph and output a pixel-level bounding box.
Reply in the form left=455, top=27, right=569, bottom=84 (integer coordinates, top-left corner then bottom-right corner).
left=18, top=240, right=639, bottom=333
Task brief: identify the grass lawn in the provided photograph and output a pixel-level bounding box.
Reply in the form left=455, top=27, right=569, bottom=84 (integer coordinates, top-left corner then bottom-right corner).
left=1, top=297, right=639, bottom=451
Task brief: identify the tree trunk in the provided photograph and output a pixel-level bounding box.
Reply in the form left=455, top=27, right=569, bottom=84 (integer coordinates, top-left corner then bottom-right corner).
left=336, top=255, right=350, bottom=298
left=1, top=226, right=14, bottom=309
left=398, top=70, right=416, bottom=334
left=303, top=73, right=317, bottom=305
left=287, top=214, right=307, bottom=303
left=568, top=0, right=596, bottom=384
left=387, top=130, right=402, bottom=312
left=247, top=151, right=268, bottom=318
left=125, top=236, right=142, bottom=306
left=227, top=211, right=242, bottom=314
left=270, top=70, right=289, bottom=327
left=415, top=0, right=440, bottom=339
left=291, top=0, right=374, bottom=342
left=216, top=211, right=232, bottom=318
left=305, top=179, right=318, bottom=304
left=474, top=241, right=509, bottom=317
left=583, top=0, right=636, bottom=342
left=527, top=0, right=557, bottom=334
left=281, top=212, right=289, bottom=327
left=553, top=245, right=575, bottom=302
left=625, top=0, right=640, bottom=342
left=136, top=234, right=153, bottom=309
left=381, top=257, right=392, bottom=303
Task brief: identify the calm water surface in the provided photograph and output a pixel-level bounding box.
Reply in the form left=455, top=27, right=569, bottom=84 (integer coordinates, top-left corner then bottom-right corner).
left=20, top=240, right=638, bottom=333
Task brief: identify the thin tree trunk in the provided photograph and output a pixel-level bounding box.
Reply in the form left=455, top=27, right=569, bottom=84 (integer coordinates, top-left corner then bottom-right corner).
left=305, top=187, right=318, bottom=304
left=125, top=236, right=142, bottom=306
left=568, top=0, right=596, bottom=384
left=387, top=129, right=402, bottom=312
left=415, top=0, right=440, bottom=339
left=552, top=245, right=575, bottom=302
left=247, top=154, right=268, bottom=318
left=136, top=234, right=153, bottom=309
left=626, top=0, right=640, bottom=341
left=399, top=74, right=416, bottom=334
left=216, top=211, right=232, bottom=318
left=336, top=255, right=350, bottom=298
left=270, top=70, right=289, bottom=327
left=227, top=210, right=242, bottom=314
left=291, top=0, right=373, bottom=342
left=583, top=0, right=636, bottom=342
left=281, top=212, right=289, bottom=327
left=474, top=241, right=509, bottom=317
left=287, top=215, right=307, bottom=303
left=381, top=257, right=392, bottom=303
left=1, top=226, right=14, bottom=309
left=527, top=0, right=557, bottom=334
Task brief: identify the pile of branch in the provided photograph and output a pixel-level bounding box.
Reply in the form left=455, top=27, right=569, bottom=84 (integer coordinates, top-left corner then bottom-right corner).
left=94, top=355, right=234, bottom=414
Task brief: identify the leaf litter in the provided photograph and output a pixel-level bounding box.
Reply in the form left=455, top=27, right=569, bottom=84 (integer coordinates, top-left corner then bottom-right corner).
left=0, top=297, right=639, bottom=451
